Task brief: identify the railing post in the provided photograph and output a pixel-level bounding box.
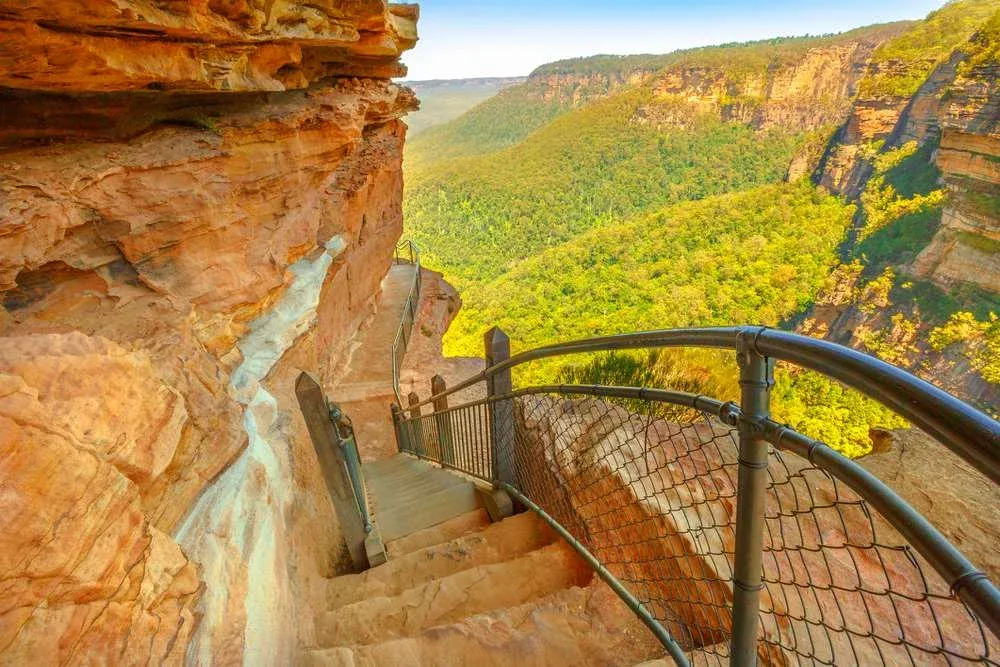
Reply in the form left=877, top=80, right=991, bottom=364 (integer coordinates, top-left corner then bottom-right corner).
left=391, top=403, right=408, bottom=453
left=485, top=327, right=516, bottom=487
left=432, top=375, right=455, bottom=466
left=295, top=372, right=369, bottom=570
left=407, top=391, right=425, bottom=457
left=730, top=331, right=774, bottom=666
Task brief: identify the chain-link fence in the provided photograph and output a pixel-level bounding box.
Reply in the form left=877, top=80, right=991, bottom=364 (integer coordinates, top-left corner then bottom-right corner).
left=392, top=327, right=1000, bottom=666
left=511, top=391, right=999, bottom=665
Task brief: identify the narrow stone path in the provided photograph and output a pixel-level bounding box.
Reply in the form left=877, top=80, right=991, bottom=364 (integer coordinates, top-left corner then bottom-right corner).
left=329, top=262, right=415, bottom=460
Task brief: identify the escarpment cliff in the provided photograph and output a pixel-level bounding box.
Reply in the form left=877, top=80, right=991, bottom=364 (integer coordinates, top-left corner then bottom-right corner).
left=0, top=2, right=417, bottom=663
left=635, top=25, right=909, bottom=138
left=913, top=47, right=1000, bottom=293
left=804, top=4, right=1000, bottom=410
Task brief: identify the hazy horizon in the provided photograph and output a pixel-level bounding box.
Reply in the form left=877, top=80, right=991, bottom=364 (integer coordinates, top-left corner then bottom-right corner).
left=403, top=0, right=949, bottom=80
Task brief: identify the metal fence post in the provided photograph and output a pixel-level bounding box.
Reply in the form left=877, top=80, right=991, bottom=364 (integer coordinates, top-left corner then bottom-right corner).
left=730, top=331, right=774, bottom=666
left=432, top=375, right=455, bottom=466
left=485, top=327, right=516, bottom=487
left=407, top=391, right=425, bottom=457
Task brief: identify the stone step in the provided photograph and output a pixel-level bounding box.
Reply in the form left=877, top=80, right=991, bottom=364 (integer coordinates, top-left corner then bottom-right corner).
left=313, top=541, right=593, bottom=648
left=385, top=509, right=490, bottom=558
left=325, top=511, right=557, bottom=611
left=303, top=581, right=664, bottom=666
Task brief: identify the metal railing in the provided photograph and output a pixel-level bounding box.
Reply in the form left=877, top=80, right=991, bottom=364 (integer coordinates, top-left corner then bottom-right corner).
left=392, top=325, right=1000, bottom=666
left=391, top=240, right=422, bottom=405
left=330, top=403, right=373, bottom=534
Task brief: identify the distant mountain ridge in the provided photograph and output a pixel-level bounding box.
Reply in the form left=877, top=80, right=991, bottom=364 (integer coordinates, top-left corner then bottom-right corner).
left=401, top=77, right=526, bottom=136
left=404, top=0, right=1000, bottom=446
left=404, top=77, right=527, bottom=88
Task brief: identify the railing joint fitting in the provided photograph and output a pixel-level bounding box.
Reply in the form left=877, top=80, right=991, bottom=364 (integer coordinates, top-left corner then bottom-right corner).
left=951, top=570, right=989, bottom=597
left=719, top=401, right=741, bottom=426
left=733, top=578, right=766, bottom=593
left=737, top=456, right=769, bottom=471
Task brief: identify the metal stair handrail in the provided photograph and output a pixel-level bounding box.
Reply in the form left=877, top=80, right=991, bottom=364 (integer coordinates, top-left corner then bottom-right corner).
left=393, top=325, right=1000, bottom=666
left=390, top=239, right=421, bottom=405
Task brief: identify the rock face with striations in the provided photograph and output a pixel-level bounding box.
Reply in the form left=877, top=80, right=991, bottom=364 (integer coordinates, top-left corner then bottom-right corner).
left=0, top=1, right=418, bottom=663
left=912, top=52, right=1000, bottom=293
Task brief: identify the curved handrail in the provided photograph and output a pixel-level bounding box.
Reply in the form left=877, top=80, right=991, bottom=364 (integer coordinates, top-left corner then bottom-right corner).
left=395, top=326, right=1000, bottom=661
left=390, top=240, right=421, bottom=405
left=395, top=326, right=1000, bottom=664
left=481, top=382, right=1000, bottom=641
left=402, top=326, right=1000, bottom=485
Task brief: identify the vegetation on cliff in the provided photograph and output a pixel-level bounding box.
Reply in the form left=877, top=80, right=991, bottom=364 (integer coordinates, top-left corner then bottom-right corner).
left=407, top=92, right=802, bottom=288
left=860, top=0, right=999, bottom=97
left=442, top=182, right=851, bottom=355
left=404, top=1, right=1000, bottom=453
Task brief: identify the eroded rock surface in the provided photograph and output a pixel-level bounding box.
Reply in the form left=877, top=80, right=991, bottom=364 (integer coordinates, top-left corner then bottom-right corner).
left=0, top=1, right=418, bottom=662
left=0, top=1, right=418, bottom=92
left=912, top=60, right=1000, bottom=293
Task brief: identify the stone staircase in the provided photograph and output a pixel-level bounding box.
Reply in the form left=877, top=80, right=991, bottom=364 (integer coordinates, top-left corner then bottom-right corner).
left=305, top=261, right=667, bottom=665
left=331, top=263, right=418, bottom=461
left=302, top=506, right=666, bottom=666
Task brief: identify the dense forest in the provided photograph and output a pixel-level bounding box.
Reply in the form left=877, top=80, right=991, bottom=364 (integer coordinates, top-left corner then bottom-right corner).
left=403, top=0, right=1000, bottom=455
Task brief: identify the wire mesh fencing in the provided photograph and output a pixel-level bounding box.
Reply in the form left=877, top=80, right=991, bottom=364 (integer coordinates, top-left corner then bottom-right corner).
left=500, top=391, right=999, bottom=665
left=396, top=384, right=999, bottom=665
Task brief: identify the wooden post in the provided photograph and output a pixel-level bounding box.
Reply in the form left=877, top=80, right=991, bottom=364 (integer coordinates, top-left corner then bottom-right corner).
left=295, top=372, right=368, bottom=571
left=407, top=391, right=425, bottom=458
left=485, top=327, right=516, bottom=487
left=431, top=375, right=455, bottom=466
left=390, top=403, right=408, bottom=453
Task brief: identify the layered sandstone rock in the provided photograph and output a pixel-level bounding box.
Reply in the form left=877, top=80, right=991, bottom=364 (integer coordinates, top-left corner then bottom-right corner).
left=0, top=1, right=418, bottom=662
left=859, top=429, right=1000, bottom=583
left=912, top=59, right=1000, bottom=293
left=643, top=39, right=890, bottom=135
left=0, top=1, right=417, bottom=92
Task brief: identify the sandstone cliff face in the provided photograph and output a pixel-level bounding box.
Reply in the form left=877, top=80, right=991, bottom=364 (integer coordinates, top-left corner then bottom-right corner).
left=802, top=10, right=1000, bottom=409
left=0, top=2, right=417, bottom=663
left=533, top=70, right=651, bottom=107
left=640, top=39, right=889, bottom=135
left=0, top=1, right=417, bottom=91
left=912, top=60, right=1000, bottom=293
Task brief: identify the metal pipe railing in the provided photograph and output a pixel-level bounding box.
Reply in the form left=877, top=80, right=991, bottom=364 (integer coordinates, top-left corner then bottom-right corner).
left=329, top=403, right=373, bottom=534
left=394, top=325, right=1000, bottom=665
left=501, top=481, right=691, bottom=667
left=390, top=239, right=421, bottom=405
left=400, top=326, right=1000, bottom=486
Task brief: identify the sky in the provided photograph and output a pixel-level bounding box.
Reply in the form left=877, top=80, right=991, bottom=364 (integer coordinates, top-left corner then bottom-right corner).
left=402, top=0, right=949, bottom=80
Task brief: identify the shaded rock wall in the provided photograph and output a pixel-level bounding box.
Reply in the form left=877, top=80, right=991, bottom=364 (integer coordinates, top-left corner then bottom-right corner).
left=0, top=1, right=417, bottom=662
